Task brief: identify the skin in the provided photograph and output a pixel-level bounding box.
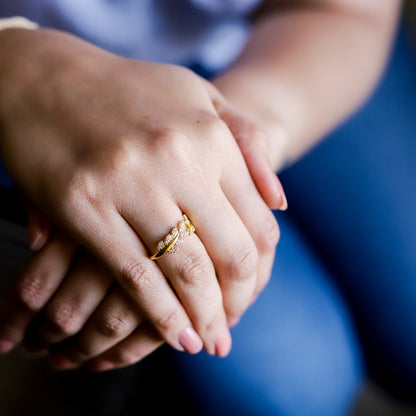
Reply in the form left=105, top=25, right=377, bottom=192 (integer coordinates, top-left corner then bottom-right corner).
left=0, top=0, right=402, bottom=371
left=0, top=27, right=283, bottom=362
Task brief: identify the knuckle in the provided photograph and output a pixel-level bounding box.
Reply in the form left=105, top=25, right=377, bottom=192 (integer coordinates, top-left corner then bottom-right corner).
left=45, top=303, right=80, bottom=336
left=200, top=114, right=231, bottom=146
left=199, top=312, right=222, bottom=337
left=154, top=309, right=180, bottom=334
left=63, top=137, right=141, bottom=213
left=154, top=126, right=185, bottom=144
left=228, top=242, right=258, bottom=282
left=95, top=310, right=132, bottom=339
left=257, top=215, right=280, bottom=252
left=179, top=252, right=213, bottom=286
left=106, top=137, right=140, bottom=175
left=64, top=168, right=101, bottom=212
left=15, top=270, right=50, bottom=312
left=206, top=114, right=230, bottom=136
left=153, top=128, right=191, bottom=170
left=120, top=260, right=153, bottom=293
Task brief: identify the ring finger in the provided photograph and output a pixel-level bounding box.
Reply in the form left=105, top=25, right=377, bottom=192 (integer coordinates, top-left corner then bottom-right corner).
left=122, top=201, right=230, bottom=356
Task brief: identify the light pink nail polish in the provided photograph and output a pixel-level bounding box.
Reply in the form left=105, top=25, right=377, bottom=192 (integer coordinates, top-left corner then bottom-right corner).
left=178, top=327, right=203, bottom=354
left=274, top=178, right=288, bottom=211
left=90, top=360, right=115, bottom=372
left=215, top=328, right=232, bottom=358
left=23, top=346, right=49, bottom=358
left=227, top=317, right=240, bottom=328
left=29, top=231, right=44, bottom=251
left=50, top=355, right=78, bottom=370
left=280, top=192, right=288, bottom=211
left=0, top=340, right=14, bottom=354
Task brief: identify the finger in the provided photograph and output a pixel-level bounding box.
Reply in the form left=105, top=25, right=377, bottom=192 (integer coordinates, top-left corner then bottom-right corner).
left=50, top=286, right=142, bottom=369
left=221, top=108, right=287, bottom=211
left=0, top=233, right=77, bottom=352
left=183, top=188, right=259, bottom=333
left=221, top=148, right=280, bottom=310
left=206, top=81, right=287, bottom=211
left=24, top=256, right=113, bottom=351
left=70, top=208, right=203, bottom=355
left=122, top=203, right=230, bottom=357
left=87, top=323, right=164, bottom=372
left=210, top=101, right=281, bottom=318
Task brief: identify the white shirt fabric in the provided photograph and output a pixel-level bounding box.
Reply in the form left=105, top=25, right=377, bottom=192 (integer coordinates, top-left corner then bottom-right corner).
left=0, top=0, right=261, bottom=72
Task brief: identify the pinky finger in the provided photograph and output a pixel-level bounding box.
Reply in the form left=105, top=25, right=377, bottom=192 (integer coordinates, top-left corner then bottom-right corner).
left=87, top=323, right=164, bottom=372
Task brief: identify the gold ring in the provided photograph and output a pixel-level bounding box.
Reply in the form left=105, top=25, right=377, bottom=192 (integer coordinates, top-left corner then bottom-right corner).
left=150, top=214, right=195, bottom=260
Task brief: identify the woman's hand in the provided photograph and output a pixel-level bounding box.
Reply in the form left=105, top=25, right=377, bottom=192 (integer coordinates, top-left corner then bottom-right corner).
left=0, top=28, right=283, bottom=357
left=0, top=231, right=164, bottom=370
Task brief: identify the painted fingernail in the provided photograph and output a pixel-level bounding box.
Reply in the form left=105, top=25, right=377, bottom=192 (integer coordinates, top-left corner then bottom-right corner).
left=0, top=340, right=14, bottom=354
left=274, top=178, right=288, bottom=211
left=280, top=193, right=288, bottom=211
left=89, top=360, right=115, bottom=372
left=22, top=346, right=48, bottom=358
left=277, top=188, right=288, bottom=211
left=50, top=355, right=78, bottom=370
left=227, top=317, right=240, bottom=328
left=178, top=327, right=203, bottom=354
left=29, top=231, right=43, bottom=251
left=214, top=328, right=232, bottom=358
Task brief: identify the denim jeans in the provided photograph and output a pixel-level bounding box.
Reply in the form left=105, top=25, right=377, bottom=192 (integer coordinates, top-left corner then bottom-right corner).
left=169, top=24, right=416, bottom=415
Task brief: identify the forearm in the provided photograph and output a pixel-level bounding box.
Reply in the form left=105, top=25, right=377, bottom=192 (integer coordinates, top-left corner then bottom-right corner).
left=213, top=1, right=402, bottom=172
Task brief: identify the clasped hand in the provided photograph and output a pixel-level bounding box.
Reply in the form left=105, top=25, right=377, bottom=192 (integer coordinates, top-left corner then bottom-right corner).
left=0, top=29, right=285, bottom=370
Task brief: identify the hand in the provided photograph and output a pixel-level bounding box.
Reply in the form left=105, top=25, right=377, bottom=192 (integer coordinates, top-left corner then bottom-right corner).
left=0, top=231, right=164, bottom=370
left=0, top=28, right=283, bottom=357
left=0, top=113, right=285, bottom=369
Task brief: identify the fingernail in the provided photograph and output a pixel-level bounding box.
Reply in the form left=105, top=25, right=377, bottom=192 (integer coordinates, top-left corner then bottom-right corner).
left=274, top=178, right=288, bottom=211
left=89, top=360, right=115, bottom=372
left=277, top=189, right=288, bottom=211
left=250, top=294, right=258, bottom=306
left=178, top=327, right=203, bottom=354
left=50, top=355, right=78, bottom=370
left=227, top=317, right=240, bottom=328
left=22, top=346, right=49, bottom=358
left=29, top=231, right=45, bottom=251
left=0, top=340, right=15, bottom=354
left=214, top=328, right=232, bottom=358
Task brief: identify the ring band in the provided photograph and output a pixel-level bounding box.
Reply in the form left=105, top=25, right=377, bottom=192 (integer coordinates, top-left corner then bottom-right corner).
left=150, top=214, right=195, bottom=260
